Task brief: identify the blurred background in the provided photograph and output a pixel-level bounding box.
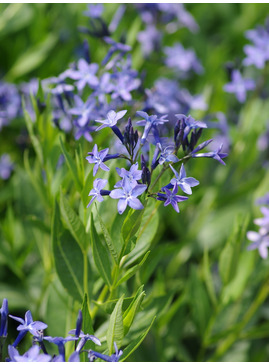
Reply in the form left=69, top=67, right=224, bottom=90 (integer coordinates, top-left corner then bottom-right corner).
left=1, top=3, right=269, bottom=361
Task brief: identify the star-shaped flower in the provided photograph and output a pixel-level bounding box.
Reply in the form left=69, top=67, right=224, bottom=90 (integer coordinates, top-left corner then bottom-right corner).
left=110, top=177, right=147, bottom=214
left=247, top=229, right=269, bottom=259
left=95, top=110, right=127, bottom=131
left=115, top=162, right=142, bottom=188
left=169, top=164, right=199, bottom=195
left=87, top=178, right=108, bottom=207
left=86, top=145, right=110, bottom=176
left=223, top=70, right=255, bottom=103
left=157, top=185, right=188, bottom=213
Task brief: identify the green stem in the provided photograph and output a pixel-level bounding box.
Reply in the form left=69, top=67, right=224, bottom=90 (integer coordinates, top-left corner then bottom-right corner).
left=148, top=165, right=168, bottom=193
left=90, top=285, right=109, bottom=319
left=208, top=278, right=269, bottom=361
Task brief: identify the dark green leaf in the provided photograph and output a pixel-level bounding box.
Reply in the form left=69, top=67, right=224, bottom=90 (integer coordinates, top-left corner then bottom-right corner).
left=123, top=289, right=145, bottom=335
left=107, top=295, right=124, bottom=355
left=52, top=201, right=84, bottom=302
left=60, top=189, right=89, bottom=251
left=59, top=136, right=82, bottom=191
left=116, top=251, right=150, bottom=287
left=119, top=316, right=156, bottom=362
left=90, top=214, right=112, bottom=287
left=81, top=294, right=95, bottom=361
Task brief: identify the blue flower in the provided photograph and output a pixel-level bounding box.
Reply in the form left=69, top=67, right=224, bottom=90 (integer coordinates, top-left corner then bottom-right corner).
left=169, top=164, right=199, bottom=195
left=43, top=336, right=77, bottom=361
left=175, top=114, right=207, bottom=140
left=87, top=179, right=109, bottom=207
left=164, top=43, right=203, bottom=77
left=0, top=154, right=14, bottom=180
left=69, top=329, right=101, bottom=353
left=8, top=345, right=51, bottom=362
left=137, top=24, right=162, bottom=57
left=191, top=143, right=228, bottom=165
left=69, top=96, right=96, bottom=128
left=67, top=59, right=99, bottom=91
left=86, top=145, right=110, bottom=176
left=157, top=185, right=188, bottom=213
left=114, top=162, right=142, bottom=188
left=0, top=298, right=8, bottom=337
left=110, top=177, right=147, bottom=214
left=254, top=207, right=269, bottom=228
left=247, top=230, right=269, bottom=259
left=9, top=310, right=47, bottom=347
left=158, top=144, right=179, bottom=165
left=95, top=110, right=127, bottom=131
left=223, top=69, right=255, bottom=103
left=243, top=22, right=269, bottom=69
left=88, top=342, right=123, bottom=362
left=102, top=37, right=131, bottom=66
left=136, top=111, right=168, bottom=144
left=83, top=4, right=104, bottom=19
left=256, top=193, right=269, bottom=206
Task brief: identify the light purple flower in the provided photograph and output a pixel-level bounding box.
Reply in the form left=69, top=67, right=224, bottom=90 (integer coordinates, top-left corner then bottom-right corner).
left=44, top=336, right=77, bottom=361
left=137, top=24, right=162, bottom=57
left=136, top=111, right=168, bottom=144
left=69, top=329, right=101, bottom=352
left=95, top=109, right=127, bottom=131
left=88, top=342, right=123, bottom=362
left=51, top=83, right=74, bottom=95
left=247, top=229, right=269, bottom=259
left=102, top=37, right=131, bottom=66
left=83, top=4, right=103, bottom=18
left=223, top=70, right=255, bottom=103
left=254, top=207, right=269, bottom=228
left=85, top=144, right=110, bottom=176
left=110, top=177, right=147, bottom=214
left=256, top=193, right=269, bottom=206
left=157, top=184, right=188, bottom=213
left=9, top=310, right=47, bottom=337
left=69, top=95, right=96, bottom=127
left=87, top=178, right=108, bottom=207
left=164, top=43, right=203, bottom=77
left=158, top=144, right=179, bottom=165
left=8, top=345, right=51, bottom=362
left=169, top=164, right=199, bottom=195
left=0, top=154, right=14, bottom=180
left=243, top=24, right=269, bottom=69
left=110, top=73, right=141, bottom=102
left=191, top=143, right=228, bottom=165
left=115, top=162, right=142, bottom=188
left=0, top=298, right=8, bottom=337
left=67, top=59, right=99, bottom=91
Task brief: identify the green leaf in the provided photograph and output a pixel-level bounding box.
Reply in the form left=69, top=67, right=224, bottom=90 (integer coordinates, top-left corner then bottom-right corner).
left=110, top=213, right=126, bottom=257
left=121, top=203, right=146, bottom=258
left=123, top=288, right=145, bottom=335
left=124, top=199, right=159, bottom=267
left=90, top=214, right=112, bottom=287
left=92, top=297, right=134, bottom=315
left=22, top=100, right=43, bottom=165
left=96, top=209, right=119, bottom=264
left=116, top=251, right=150, bottom=287
left=81, top=294, right=95, bottom=361
left=7, top=34, right=58, bottom=80
left=189, top=266, right=211, bottom=337
left=59, top=136, right=82, bottom=191
left=82, top=167, right=94, bottom=208
left=119, top=316, right=156, bottom=362
left=59, top=189, right=89, bottom=251
left=52, top=201, right=84, bottom=302
left=107, top=295, right=124, bottom=355
left=202, top=249, right=217, bottom=307
left=219, top=214, right=249, bottom=286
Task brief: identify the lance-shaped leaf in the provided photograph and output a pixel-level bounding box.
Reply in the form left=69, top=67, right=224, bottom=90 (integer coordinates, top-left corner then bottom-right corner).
left=60, top=189, right=89, bottom=251
left=52, top=201, right=84, bottom=302
left=81, top=294, right=95, bottom=361
left=116, top=251, right=150, bottom=287
left=119, top=316, right=156, bottom=362
left=123, top=286, right=145, bottom=335
left=91, top=214, right=112, bottom=287
left=107, top=295, right=124, bottom=355
left=59, top=136, right=82, bottom=191
left=96, top=209, right=119, bottom=264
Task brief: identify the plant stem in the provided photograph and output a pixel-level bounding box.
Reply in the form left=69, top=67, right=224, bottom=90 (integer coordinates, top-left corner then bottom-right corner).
left=90, top=285, right=109, bottom=319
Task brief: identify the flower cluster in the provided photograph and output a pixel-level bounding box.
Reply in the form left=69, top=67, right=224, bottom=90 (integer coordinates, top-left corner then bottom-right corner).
left=247, top=193, right=269, bottom=259
left=86, top=109, right=227, bottom=214
left=0, top=299, right=122, bottom=362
